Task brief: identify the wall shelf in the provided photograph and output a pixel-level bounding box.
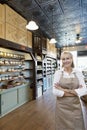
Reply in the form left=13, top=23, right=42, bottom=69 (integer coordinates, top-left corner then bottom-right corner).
left=32, top=33, right=57, bottom=96
left=0, top=38, right=36, bottom=117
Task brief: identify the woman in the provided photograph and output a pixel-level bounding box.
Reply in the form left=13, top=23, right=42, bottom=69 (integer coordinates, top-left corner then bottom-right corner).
left=53, top=51, right=87, bottom=130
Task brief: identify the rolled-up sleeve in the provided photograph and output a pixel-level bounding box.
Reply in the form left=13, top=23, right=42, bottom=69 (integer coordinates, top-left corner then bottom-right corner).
left=75, top=71, right=87, bottom=97
left=53, top=70, right=64, bottom=97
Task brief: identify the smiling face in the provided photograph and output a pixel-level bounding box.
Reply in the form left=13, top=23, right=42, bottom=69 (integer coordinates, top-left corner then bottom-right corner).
left=61, top=52, right=74, bottom=69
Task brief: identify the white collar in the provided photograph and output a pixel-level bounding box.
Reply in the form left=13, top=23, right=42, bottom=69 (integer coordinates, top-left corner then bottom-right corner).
left=61, top=68, right=76, bottom=74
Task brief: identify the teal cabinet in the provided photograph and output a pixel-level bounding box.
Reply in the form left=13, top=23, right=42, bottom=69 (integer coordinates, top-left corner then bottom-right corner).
left=18, top=85, right=29, bottom=105
left=0, top=84, right=30, bottom=118
left=1, top=89, right=18, bottom=116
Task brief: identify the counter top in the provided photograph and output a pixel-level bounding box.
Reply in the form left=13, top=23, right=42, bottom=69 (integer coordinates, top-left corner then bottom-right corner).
left=0, top=83, right=28, bottom=94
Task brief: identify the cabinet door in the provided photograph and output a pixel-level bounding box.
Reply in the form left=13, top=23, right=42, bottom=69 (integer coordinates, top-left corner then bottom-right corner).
left=1, top=89, right=18, bottom=115
left=37, top=86, right=42, bottom=97
left=18, top=85, right=29, bottom=105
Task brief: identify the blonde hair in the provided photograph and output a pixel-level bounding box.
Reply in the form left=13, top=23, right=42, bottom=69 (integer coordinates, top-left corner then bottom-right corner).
left=61, top=51, right=74, bottom=68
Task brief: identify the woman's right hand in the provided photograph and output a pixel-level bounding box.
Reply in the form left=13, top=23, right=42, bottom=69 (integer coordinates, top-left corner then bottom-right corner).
left=63, top=91, right=75, bottom=97
left=63, top=90, right=77, bottom=97
left=54, top=83, right=77, bottom=97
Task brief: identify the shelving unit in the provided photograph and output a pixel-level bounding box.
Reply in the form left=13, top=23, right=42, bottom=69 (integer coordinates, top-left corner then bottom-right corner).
left=46, top=56, right=57, bottom=89
left=43, top=57, right=47, bottom=91
left=35, top=53, right=43, bottom=98
left=32, top=33, right=57, bottom=97
left=32, top=34, right=46, bottom=97
left=42, top=38, right=47, bottom=92
left=0, top=50, right=25, bottom=89
left=0, top=48, right=34, bottom=90
left=22, top=59, right=33, bottom=82
left=77, top=51, right=87, bottom=87
left=0, top=38, right=35, bottom=117
left=21, top=55, right=35, bottom=101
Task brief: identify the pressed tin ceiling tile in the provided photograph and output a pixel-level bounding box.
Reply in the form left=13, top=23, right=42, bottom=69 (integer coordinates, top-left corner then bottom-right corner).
left=1, top=0, right=87, bottom=47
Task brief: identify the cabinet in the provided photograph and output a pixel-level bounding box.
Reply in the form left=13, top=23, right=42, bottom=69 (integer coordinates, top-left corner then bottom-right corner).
left=0, top=84, right=29, bottom=117
left=35, top=54, right=43, bottom=97
left=46, top=56, right=57, bottom=89
left=32, top=34, right=46, bottom=97
left=32, top=33, right=57, bottom=96
left=0, top=45, right=35, bottom=117
left=22, top=59, right=34, bottom=83
left=1, top=88, right=18, bottom=116
left=22, top=59, right=34, bottom=100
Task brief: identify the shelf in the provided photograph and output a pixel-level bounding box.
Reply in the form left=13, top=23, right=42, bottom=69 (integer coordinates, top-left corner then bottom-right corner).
left=24, top=76, right=33, bottom=79
left=0, top=70, right=21, bottom=74
left=23, top=68, right=33, bottom=71
left=37, top=60, right=42, bottom=63
left=0, top=51, right=24, bottom=59
left=0, top=64, right=23, bottom=66
left=0, top=48, right=34, bottom=97
left=36, top=69, right=43, bottom=71
left=37, top=85, right=43, bottom=87
left=36, top=76, right=43, bottom=80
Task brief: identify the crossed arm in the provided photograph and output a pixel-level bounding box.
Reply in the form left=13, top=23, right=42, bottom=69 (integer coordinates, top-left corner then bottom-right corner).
left=54, top=83, right=82, bottom=97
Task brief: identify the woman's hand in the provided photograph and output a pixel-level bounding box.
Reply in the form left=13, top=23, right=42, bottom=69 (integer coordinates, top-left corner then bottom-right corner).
left=54, top=83, right=68, bottom=92
left=54, top=83, right=64, bottom=90
left=68, top=90, right=77, bottom=96
left=54, top=83, right=77, bottom=97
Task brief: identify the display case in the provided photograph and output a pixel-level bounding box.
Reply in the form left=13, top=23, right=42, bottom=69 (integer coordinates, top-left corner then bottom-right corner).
left=0, top=49, right=25, bottom=89
left=0, top=48, right=34, bottom=88
left=0, top=45, right=35, bottom=117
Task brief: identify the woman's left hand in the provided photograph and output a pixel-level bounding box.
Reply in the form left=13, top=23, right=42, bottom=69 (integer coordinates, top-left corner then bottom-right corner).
left=54, top=83, right=77, bottom=96
left=54, top=83, right=67, bottom=91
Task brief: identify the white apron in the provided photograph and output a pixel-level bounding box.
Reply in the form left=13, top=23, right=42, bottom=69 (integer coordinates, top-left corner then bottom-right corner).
left=55, top=72, right=85, bottom=130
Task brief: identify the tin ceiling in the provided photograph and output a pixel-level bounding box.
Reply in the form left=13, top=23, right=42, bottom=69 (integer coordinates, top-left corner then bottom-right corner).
left=1, top=0, right=87, bottom=48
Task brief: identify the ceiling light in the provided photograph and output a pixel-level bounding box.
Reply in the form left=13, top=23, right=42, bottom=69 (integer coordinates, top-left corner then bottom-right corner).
left=26, top=20, right=39, bottom=30
left=75, top=33, right=82, bottom=44
left=75, top=39, right=81, bottom=44
left=49, top=8, right=57, bottom=44
left=49, top=38, right=57, bottom=44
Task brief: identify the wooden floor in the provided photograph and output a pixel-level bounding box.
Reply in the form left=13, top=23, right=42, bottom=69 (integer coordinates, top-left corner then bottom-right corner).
left=0, top=88, right=87, bottom=130
left=0, top=89, right=56, bottom=130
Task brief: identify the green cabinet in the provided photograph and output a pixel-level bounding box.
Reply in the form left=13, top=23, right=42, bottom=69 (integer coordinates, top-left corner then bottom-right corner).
left=0, top=84, right=30, bottom=118
left=18, top=85, right=29, bottom=105
left=1, top=89, right=18, bottom=116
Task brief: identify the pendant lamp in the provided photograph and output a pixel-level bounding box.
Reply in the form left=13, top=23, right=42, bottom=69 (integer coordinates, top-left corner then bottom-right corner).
left=26, top=20, right=39, bottom=31
left=75, top=34, right=82, bottom=44
left=49, top=8, right=57, bottom=44
left=49, top=38, right=57, bottom=44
